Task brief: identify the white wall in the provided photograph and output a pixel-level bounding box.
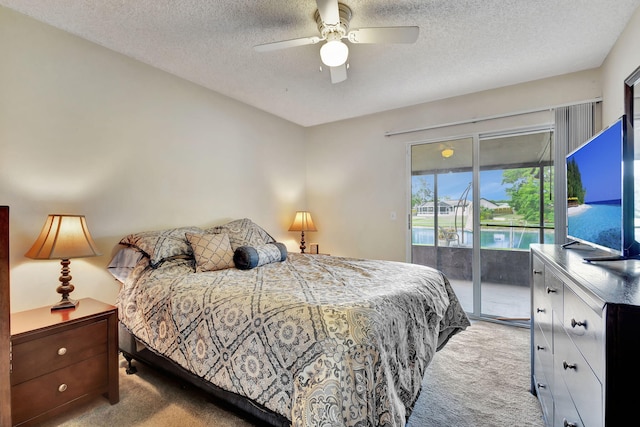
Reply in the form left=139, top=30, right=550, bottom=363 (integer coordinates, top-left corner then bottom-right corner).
left=601, top=5, right=640, bottom=124
left=0, top=7, right=307, bottom=312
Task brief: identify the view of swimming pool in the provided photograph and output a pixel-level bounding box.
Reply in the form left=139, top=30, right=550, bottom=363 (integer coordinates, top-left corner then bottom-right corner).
left=412, top=226, right=554, bottom=249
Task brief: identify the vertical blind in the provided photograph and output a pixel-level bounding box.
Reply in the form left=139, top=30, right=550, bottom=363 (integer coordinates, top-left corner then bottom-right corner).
left=553, top=102, right=600, bottom=244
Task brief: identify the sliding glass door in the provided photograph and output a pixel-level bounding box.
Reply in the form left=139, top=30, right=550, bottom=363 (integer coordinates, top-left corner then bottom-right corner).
left=478, top=130, right=554, bottom=323
left=410, top=128, right=554, bottom=323
left=411, top=138, right=475, bottom=312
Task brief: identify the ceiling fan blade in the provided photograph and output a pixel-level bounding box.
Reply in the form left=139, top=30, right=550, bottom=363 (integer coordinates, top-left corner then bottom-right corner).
left=254, top=36, right=321, bottom=52
left=316, top=0, right=340, bottom=25
left=347, top=26, right=419, bottom=44
left=329, top=64, right=347, bottom=84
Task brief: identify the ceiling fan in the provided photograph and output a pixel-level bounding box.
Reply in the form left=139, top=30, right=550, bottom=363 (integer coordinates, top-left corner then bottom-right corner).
left=254, top=0, right=419, bottom=84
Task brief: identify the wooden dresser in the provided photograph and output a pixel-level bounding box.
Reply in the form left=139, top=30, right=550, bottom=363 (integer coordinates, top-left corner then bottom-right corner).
left=10, top=298, right=119, bottom=426
left=530, top=244, right=640, bottom=426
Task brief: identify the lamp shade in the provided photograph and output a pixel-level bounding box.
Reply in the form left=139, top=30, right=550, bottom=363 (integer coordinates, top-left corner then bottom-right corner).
left=25, top=214, right=101, bottom=260
left=288, top=211, right=317, bottom=232
left=320, top=40, right=349, bottom=67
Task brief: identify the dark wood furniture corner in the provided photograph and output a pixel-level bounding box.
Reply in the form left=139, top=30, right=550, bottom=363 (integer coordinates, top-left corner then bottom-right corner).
left=1, top=206, right=11, bottom=426
left=10, top=298, right=119, bottom=426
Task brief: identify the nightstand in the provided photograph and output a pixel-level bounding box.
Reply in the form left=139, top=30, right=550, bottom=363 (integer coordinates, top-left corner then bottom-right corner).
left=10, top=298, right=119, bottom=426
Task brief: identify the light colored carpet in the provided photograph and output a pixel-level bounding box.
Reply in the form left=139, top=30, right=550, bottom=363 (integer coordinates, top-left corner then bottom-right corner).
left=406, top=321, right=544, bottom=427
left=43, top=321, right=544, bottom=427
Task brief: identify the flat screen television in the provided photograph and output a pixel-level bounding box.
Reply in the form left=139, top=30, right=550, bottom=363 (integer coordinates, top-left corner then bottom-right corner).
left=565, top=115, right=638, bottom=261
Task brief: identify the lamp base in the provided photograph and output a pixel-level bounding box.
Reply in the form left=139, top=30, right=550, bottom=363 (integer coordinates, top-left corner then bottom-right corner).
left=51, top=258, right=78, bottom=311
left=51, top=296, right=78, bottom=311
left=299, top=230, right=306, bottom=253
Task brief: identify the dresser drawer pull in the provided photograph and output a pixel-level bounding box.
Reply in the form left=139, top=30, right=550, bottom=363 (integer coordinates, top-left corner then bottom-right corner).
left=58, top=383, right=68, bottom=393
left=533, top=269, right=543, bottom=275
left=57, top=347, right=67, bottom=356
left=536, top=345, right=545, bottom=351
left=536, top=382, right=546, bottom=389
left=562, top=360, right=577, bottom=370
left=545, top=287, right=557, bottom=294
left=570, top=318, right=586, bottom=328
left=563, top=419, right=578, bottom=427
left=536, top=307, right=545, bottom=313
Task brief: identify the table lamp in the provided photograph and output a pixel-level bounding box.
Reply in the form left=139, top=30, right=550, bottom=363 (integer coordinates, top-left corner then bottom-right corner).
left=25, top=214, right=101, bottom=311
left=288, top=211, right=317, bottom=253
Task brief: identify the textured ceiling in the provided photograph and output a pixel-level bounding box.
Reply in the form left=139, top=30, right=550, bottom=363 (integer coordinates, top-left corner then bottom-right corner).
left=2, top=0, right=639, bottom=127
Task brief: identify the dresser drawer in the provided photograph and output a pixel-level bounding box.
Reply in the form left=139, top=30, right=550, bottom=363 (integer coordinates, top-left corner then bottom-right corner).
left=11, top=353, right=108, bottom=425
left=11, top=319, right=108, bottom=385
left=545, top=269, right=563, bottom=315
left=563, top=285, right=603, bottom=380
left=556, top=327, right=602, bottom=427
left=533, top=323, right=554, bottom=392
left=532, top=332, right=554, bottom=425
left=533, top=261, right=562, bottom=350
left=554, top=373, right=583, bottom=427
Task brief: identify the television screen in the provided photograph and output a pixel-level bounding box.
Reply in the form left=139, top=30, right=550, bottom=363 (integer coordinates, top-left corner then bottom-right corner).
left=566, top=118, right=624, bottom=254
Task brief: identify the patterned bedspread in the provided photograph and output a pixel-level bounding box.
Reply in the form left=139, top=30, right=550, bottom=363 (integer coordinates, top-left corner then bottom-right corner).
left=117, top=253, right=470, bottom=426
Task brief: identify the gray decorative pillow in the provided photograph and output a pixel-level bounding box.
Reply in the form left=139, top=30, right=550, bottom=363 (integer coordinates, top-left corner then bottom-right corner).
left=186, top=232, right=235, bottom=272
left=233, top=242, right=287, bottom=270
left=119, top=226, right=203, bottom=268
left=107, top=247, right=145, bottom=282
left=206, top=218, right=275, bottom=250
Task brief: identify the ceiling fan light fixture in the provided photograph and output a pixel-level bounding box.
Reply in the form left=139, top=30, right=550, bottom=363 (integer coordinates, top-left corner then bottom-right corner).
left=320, top=40, right=349, bottom=67
left=255, top=1, right=419, bottom=83
left=441, top=148, right=454, bottom=158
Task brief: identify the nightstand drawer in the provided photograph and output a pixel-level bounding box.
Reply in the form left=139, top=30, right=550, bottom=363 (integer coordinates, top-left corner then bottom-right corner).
left=11, top=319, right=108, bottom=385
left=11, top=353, right=108, bottom=425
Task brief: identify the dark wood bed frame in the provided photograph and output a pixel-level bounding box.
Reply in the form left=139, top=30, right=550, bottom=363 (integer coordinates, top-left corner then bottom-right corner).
left=118, top=322, right=290, bottom=427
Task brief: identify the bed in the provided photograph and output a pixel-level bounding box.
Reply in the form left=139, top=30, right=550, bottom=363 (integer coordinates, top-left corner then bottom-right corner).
left=113, top=218, right=470, bottom=427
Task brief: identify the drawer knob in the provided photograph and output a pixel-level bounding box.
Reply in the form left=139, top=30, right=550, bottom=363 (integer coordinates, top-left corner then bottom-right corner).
left=533, top=270, right=542, bottom=275
left=57, top=347, right=67, bottom=356
left=536, top=345, right=545, bottom=351
left=545, top=286, right=557, bottom=294
left=536, top=382, right=546, bottom=389
left=563, top=360, right=577, bottom=370
left=563, top=419, right=577, bottom=427
left=58, top=383, right=68, bottom=393
left=536, top=307, right=545, bottom=313
left=570, top=318, right=586, bottom=328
